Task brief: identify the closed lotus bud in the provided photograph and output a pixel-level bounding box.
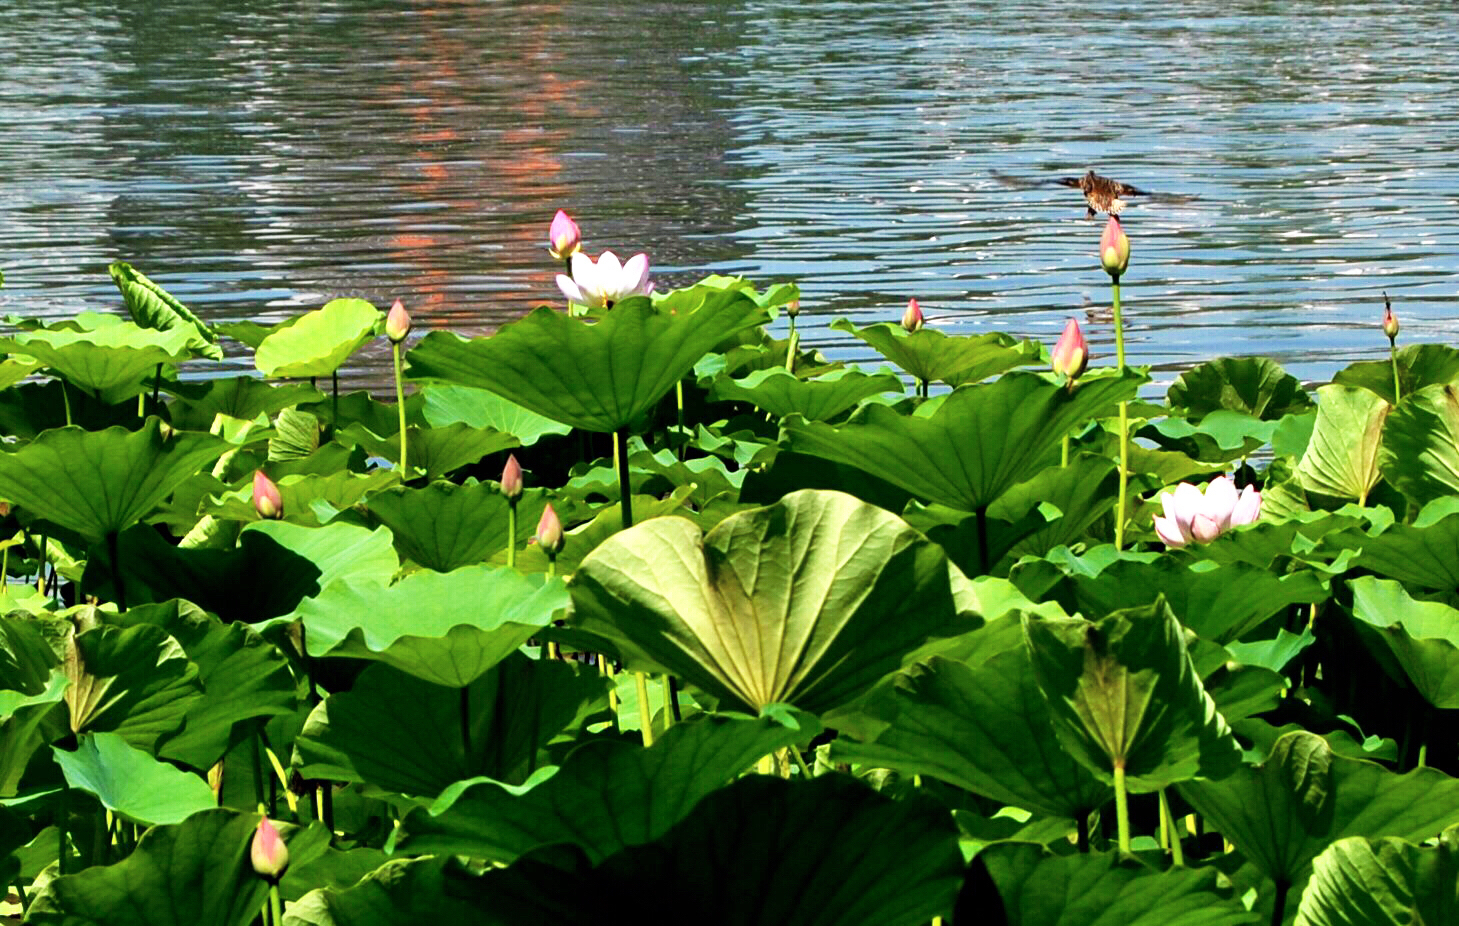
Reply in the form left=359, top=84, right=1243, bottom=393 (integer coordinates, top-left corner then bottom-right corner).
left=548, top=209, right=582, bottom=261
left=1051, top=317, right=1089, bottom=379
left=252, top=470, right=282, bottom=520
left=250, top=816, right=289, bottom=881
left=536, top=503, right=564, bottom=555
left=785, top=299, right=800, bottom=319
left=901, top=298, right=924, bottom=333
left=501, top=454, right=523, bottom=501
left=1382, top=293, right=1399, bottom=342
left=1100, top=216, right=1130, bottom=278
left=385, top=298, right=411, bottom=344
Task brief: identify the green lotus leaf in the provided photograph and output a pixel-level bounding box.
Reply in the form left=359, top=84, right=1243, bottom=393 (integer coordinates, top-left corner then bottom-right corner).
left=708, top=367, right=903, bottom=421
left=404, top=291, right=770, bottom=432
left=741, top=447, right=914, bottom=513
left=1022, top=598, right=1242, bottom=791
left=1379, top=382, right=1459, bottom=507
left=113, top=599, right=297, bottom=769
left=365, top=482, right=560, bottom=572
left=1318, top=497, right=1459, bottom=590
left=1141, top=409, right=1277, bottom=463
left=832, top=647, right=1109, bottom=820
left=283, top=857, right=481, bottom=926
left=1293, top=385, right=1390, bottom=503
left=418, top=384, right=572, bottom=446
left=270, top=406, right=324, bottom=460
left=1167, top=355, right=1313, bottom=421
left=108, top=261, right=222, bottom=360
left=0, top=614, right=60, bottom=695
left=341, top=420, right=518, bottom=480
left=508, top=487, right=694, bottom=577
left=255, top=298, right=382, bottom=378
left=1332, top=343, right=1459, bottom=405
left=966, top=842, right=1257, bottom=926
left=1348, top=576, right=1459, bottom=709
left=987, top=452, right=1122, bottom=557
left=0, top=322, right=197, bottom=403
left=1179, top=731, right=1459, bottom=913
left=296, top=566, right=565, bottom=687
left=65, top=623, right=203, bottom=753
left=280, top=845, right=392, bottom=905
left=0, top=671, right=68, bottom=797
left=202, top=469, right=397, bottom=528
left=393, top=709, right=819, bottom=863
left=829, top=317, right=1043, bottom=386
left=564, top=445, right=743, bottom=508
left=96, top=520, right=399, bottom=624
left=295, top=656, right=606, bottom=796
left=569, top=490, right=972, bottom=715
left=1227, top=627, right=1316, bottom=674
left=0, top=418, right=226, bottom=543
left=168, top=376, right=323, bottom=431
left=654, top=273, right=799, bottom=312
left=907, top=502, right=1049, bottom=578
left=1294, top=828, right=1459, bottom=926
left=53, top=731, right=216, bottom=825
left=785, top=370, right=1144, bottom=513
left=26, top=809, right=310, bottom=926
left=1191, top=507, right=1372, bottom=571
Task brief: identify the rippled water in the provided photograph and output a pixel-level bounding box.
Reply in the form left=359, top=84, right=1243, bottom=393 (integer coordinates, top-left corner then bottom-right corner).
left=3, top=0, right=1458, bottom=389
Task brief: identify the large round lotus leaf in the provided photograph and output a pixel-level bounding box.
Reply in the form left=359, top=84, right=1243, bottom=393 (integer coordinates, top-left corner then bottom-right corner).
left=1022, top=598, right=1242, bottom=791
left=1379, top=382, right=1459, bottom=507
left=418, top=384, right=571, bottom=447
left=708, top=367, right=903, bottom=421
left=986, top=452, right=1121, bottom=557
left=784, top=370, right=1143, bottom=513
left=1167, top=355, right=1313, bottom=421
left=167, top=377, right=323, bottom=431
left=1180, top=732, right=1459, bottom=909
left=393, top=710, right=819, bottom=864
left=108, top=261, right=222, bottom=360
left=341, top=421, right=518, bottom=481
left=255, top=298, right=381, bottom=379
left=1295, top=828, right=1459, bottom=926
left=569, top=489, right=973, bottom=715
left=0, top=418, right=226, bottom=543
left=365, top=482, right=553, bottom=572
left=64, top=623, right=203, bottom=754
left=0, top=672, right=68, bottom=798
left=963, top=842, right=1256, bottom=926
left=0, top=323, right=197, bottom=404
left=1348, top=576, right=1459, bottom=709
left=1318, top=497, right=1459, bottom=590
left=52, top=732, right=216, bottom=826
left=25, top=809, right=310, bottom=926
left=829, top=317, right=1043, bottom=386
left=831, top=648, right=1109, bottom=820
left=1333, top=343, right=1459, bottom=406
left=295, top=655, right=606, bottom=796
left=295, top=566, right=566, bottom=687
left=0, top=615, right=60, bottom=696
left=404, top=291, right=769, bottom=433
left=1295, top=385, right=1390, bottom=502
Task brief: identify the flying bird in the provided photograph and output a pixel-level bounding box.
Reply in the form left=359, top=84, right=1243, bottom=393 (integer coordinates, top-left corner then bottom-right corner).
left=990, top=168, right=1185, bottom=219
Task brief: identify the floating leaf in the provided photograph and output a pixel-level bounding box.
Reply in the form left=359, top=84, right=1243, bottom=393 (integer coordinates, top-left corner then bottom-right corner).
left=53, top=732, right=216, bottom=825
left=255, top=299, right=381, bottom=379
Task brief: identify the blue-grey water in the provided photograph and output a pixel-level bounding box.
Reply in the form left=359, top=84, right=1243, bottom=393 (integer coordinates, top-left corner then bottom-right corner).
left=3, top=0, right=1457, bottom=391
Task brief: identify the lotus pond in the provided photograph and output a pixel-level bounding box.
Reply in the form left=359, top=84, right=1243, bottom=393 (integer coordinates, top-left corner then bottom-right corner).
left=1, top=231, right=1459, bottom=926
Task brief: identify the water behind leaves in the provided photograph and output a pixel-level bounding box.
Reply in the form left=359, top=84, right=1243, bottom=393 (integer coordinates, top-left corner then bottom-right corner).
left=3, top=0, right=1457, bottom=388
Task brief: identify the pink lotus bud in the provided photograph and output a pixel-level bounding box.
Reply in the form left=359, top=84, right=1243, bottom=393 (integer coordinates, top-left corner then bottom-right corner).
left=250, top=816, right=289, bottom=881
left=548, top=209, right=582, bottom=261
left=786, top=299, right=800, bottom=319
left=1382, top=293, right=1399, bottom=342
left=501, top=454, right=523, bottom=501
left=901, top=298, right=924, bottom=333
left=385, top=298, right=412, bottom=344
left=252, top=470, right=282, bottom=520
left=1100, top=216, right=1130, bottom=278
left=1051, top=318, right=1089, bottom=379
left=536, top=503, right=564, bottom=555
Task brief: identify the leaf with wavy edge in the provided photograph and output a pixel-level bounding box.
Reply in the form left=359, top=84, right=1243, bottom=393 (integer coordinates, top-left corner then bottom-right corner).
left=709, top=367, right=903, bottom=421
left=64, top=623, right=203, bottom=753
left=1296, top=385, right=1390, bottom=502
left=1294, top=828, right=1459, bottom=926
left=108, top=261, right=222, bottom=360
left=1168, top=355, right=1313, bottom=421
left=255, top=298, right=381, bottom=378
left=1348, top=576, right=1459, bottom=709
left=1380, top=382, right=1459, bottom=507
left=53, top=732, right=215, bottom=825
left=1333, top=343, right=1459, bottom=406
left=830, top=317, right=1043, bottom=385
left=0, top=323, right=197, bottom=403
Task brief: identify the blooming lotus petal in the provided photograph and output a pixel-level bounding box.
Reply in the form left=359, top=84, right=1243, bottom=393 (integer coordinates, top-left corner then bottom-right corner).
left=570, top=252, right=600, bottom=297
left=1202, top=476, right=1240, bottom=530
left=1231, top=485, right=1262, bottom=526
left=1154, top=515, right=1188, bottom=548
left=1169, top=482, right=1205, bottom=538
left=621, top=252, right=650, bottom=297
left=556, top=273, right=588, bottom=306
left=1191, top=513, right=1222, bottom=544
left=596, top=250, right=624, bottom=281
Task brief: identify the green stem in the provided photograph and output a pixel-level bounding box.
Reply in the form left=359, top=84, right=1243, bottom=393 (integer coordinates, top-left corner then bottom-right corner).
left=789, top=746, right=814, bottom=779
left=57, top=779, right=69, bottom=875
left=269, top=884, right=283, bottom=926
left=635, top=672, right=654, bottom=747
left=505, top=501, right=517, bottom=570
left=392, top=342, right=408, bottom=479
left=660, top=675, right=675, bottom=731
left=61, top=380, right=72, bottom=427
left=1061, top=434, right=1070, bottom=468
left=1111, top=279, right=1129, bottom=551
left=785, top=319, right=798, bottom=375
left=1390, top=340, right=1402, bottom=404
left=675, top=380, right=685, bottom=463
left=1159, top=789, right=1185, bottom=866
left=331, top=370, right=340, bottom=427
left=252, top=733, right=266, bottom=814
left=1113, top=762, right=1131, bottom=856
left=614, top=429, right=634, bottom=529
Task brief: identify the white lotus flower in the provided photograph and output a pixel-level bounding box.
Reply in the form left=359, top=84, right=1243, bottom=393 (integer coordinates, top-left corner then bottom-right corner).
left=555, top=250, right=651, bottom=309
left=1152, top=476, right=1261, bottom=548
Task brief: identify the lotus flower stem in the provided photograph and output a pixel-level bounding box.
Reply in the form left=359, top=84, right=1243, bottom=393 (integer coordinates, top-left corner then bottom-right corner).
left=660, top=675, right=675, bottom=730
left=602, top=657, right=620, bottom=730
left=1113, top=761, right=1131, bottom=855
left=1061, top=435, right=1070, bottom=468
left=506, top=503, right=517, bottom=570
left=267, top=884, right=283, bottom=926
left=331, top=370, right=340, bottom=424
left=60, top=381, right=71, bottom=427
left=1158, top=789, right=1184, bottom=866
left=634, top=672, right=655, bottom=747
left=1111, top=279, right=1129, bottom=550
left=675, top=381, right=686, bottom=463
left=1390, top=342, right=1402, bottom=405
left=785, top=315, right=798, bottom=375
left=251, top=734, right=267, bottom=815
left=789, top=746, right=814, bottom=779
left=614, top=429, right=634, bottom=529
left=392, top=341, right=408, bottom=479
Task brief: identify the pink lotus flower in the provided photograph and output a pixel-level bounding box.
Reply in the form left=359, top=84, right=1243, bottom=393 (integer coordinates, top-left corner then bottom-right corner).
left=1100, top=215, right=1130, bottom=278
left=1051, top=317, right=1088, bottom=379
left=385, top=298, right=411, bottom=344
left=548, top=209, right=582, bottom=261
left=901, top=298, right=924, bottom=333
left=1153, top=476, right=1261, bottom=548
left=556, top=250, right=652, bottom=309
left=250, top=816, right=289, bottom=881
left=501, top=454, right=523, bottom=500
left=536, top=503, right=564, bottom=555
left=252, top=471, right=282, bottom=520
